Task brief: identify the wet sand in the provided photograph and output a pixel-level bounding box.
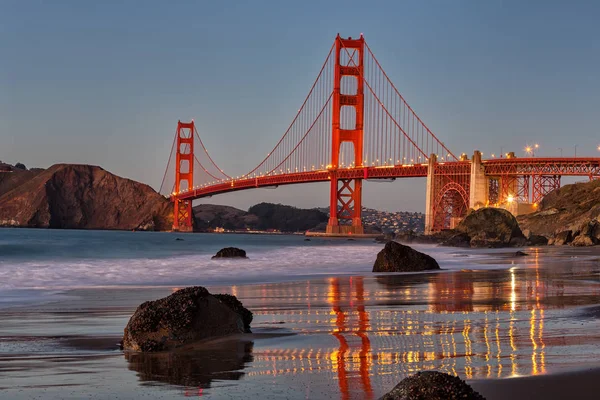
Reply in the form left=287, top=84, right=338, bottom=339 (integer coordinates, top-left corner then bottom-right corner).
left=1, top=247, right=599, bottom=399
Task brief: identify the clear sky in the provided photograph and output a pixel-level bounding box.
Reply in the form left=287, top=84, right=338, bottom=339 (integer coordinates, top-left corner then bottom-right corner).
left=2, top=0, right=599, bottom=212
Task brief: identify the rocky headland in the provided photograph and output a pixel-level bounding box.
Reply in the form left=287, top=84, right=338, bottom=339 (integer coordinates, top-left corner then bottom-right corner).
left=0, top=164, right=172, bottom=230
left=518, top=179, right=600, bottom=246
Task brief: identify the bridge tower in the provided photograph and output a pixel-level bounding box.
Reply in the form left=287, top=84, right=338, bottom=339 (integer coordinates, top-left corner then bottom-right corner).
left=172, top=120, right=194, bottom=232
left=326, top=35, right=365, bottom=235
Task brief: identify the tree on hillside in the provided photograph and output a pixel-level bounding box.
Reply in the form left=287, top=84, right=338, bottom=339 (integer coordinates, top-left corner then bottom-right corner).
left=14, top=162, right=27, bottom=170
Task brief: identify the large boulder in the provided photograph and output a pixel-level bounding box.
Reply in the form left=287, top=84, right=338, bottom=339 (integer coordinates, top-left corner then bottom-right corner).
left=212, top=247, right=247, bottom=259
left=455, top=208, right=524, bottom=248
left=380, top=371, right=486, bottom=400
left=123, top=287, right=253, bottom=352
left=373, top=241, right=440, bottom=273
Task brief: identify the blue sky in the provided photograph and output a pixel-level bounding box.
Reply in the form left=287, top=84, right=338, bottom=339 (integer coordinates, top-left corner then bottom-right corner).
left=2, top=1, right=599, bottom=212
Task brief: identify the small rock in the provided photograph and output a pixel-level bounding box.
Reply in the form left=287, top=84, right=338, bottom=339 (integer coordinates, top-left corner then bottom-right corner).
left=572, top=235, right=595, bottom=247
left=554, top=230, right=573, bottom=246
left=380, top=371, right=486, bottom=400
left=373, top=241, right=440, bottom=273
left=527, top=235, right=548, bottom=246
left=175, top=238, right=184, bottom=241
left=515, top=251, right=528, bottom=256
left=304, top=238, right=311, bottom=241
left=212, top=247, right=247, bottom=259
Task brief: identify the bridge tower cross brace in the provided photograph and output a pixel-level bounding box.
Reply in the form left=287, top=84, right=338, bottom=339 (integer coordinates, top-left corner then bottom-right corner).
left=173, top=120, right=194, bottom=232
left=326, top=35, right=365, bottom=235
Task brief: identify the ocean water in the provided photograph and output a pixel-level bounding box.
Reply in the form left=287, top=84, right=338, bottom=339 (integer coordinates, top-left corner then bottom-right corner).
left=2, top=228, right=600, bottom=399
left=1, top=228, right=597, bottom=306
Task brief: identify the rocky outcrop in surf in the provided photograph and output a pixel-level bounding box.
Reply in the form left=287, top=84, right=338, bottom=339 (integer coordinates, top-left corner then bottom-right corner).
left=373, top=241, right=440, bottom=273
left=212, top=247, right=247, bottom=259
left=122, top=287, right=253, bottom=352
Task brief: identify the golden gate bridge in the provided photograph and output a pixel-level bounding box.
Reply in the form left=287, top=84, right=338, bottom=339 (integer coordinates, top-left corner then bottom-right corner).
left=159, top=35, right=600, bottom=234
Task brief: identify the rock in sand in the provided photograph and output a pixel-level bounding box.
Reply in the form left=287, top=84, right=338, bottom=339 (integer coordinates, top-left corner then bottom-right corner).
left=380, top=371, right=486, bottom=400
left=122, top=286, right=253, bottom=352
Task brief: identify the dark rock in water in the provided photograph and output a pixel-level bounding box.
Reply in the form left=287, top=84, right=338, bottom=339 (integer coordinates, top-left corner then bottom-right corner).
left=347, top=238, right=355, bottom=241
left=380, top=371, right=486, bottom=400
left=175, top=238, right=184, bottom=241
left=455, top=208, right=524, bottom=248
left=304, top=238, right=311, bottom=241
left=554, top=230, right=573, bottom=246
left=515, top=251, right=528, bottom=256
left=440, top=232, right=471, bottom=248
left=212, top=247, right=247, bottom=259
left=122, top=286, right=252, bottom=352
left=527, top=234, right=548, bottom=246
left=373, top=241, right=440, bottom=273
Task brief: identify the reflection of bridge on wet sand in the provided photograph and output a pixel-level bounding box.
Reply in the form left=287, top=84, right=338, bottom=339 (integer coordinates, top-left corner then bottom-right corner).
left=240, top=260, right=600, bottom=398
left=125, top=255, right=600, bottom=398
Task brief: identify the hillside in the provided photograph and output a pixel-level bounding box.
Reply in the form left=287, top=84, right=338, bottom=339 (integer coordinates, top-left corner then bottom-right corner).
left=193, top=204, right=259, bottom=231
left=0, top=168, right=44, bottom=197
left=0, top=164, right=172, bottom=230
left=193, top=202, right=328, bottom=232
left=518, top=179, right=600, bottom=244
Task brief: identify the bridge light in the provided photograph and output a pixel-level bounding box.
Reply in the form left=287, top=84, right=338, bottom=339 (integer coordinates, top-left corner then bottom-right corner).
left=507, top=194, right=514, bottom=204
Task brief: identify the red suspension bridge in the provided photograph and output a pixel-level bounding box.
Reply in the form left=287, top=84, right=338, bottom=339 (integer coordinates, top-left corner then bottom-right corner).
left=160, top=35, right=600, bottom=234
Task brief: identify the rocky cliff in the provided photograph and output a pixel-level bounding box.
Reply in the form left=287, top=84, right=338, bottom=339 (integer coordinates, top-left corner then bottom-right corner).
left=0, top=164, right=172, bottom=230
left=518, top=179, right=600, bottom=245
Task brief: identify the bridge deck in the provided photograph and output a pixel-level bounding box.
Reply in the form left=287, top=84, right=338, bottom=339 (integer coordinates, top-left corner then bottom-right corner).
left=172, top=157, right=600, bottom=201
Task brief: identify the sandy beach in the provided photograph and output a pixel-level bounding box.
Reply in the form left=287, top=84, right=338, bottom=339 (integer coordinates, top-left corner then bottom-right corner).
left=1, top=243, right=600, bottom=399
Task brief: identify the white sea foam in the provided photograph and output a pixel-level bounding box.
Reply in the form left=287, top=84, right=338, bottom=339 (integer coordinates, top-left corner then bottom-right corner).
left=0, top=242, right=526, bottom=292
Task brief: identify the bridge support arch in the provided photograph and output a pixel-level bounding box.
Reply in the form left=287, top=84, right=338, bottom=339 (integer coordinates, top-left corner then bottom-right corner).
left=326, top=35, right=365, bottom=235
left=425, top=154, right=471, bottom=233
left=172, top=120, right=194, bottom=232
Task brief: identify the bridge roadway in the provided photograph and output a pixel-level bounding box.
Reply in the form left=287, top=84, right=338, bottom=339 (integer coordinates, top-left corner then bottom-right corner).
left=172, top=157, right=600, bottom=201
